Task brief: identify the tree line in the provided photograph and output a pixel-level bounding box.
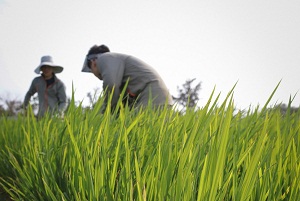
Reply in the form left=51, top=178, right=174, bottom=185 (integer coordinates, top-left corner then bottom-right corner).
left=2, top=78, right=298, bottom=116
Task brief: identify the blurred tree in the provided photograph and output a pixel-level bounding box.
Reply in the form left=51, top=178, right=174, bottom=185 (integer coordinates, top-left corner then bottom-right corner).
left=0, top=94, right=39, bottom=116
left=173, top=78, right=202, bottom=109
left=87, top=87, right=102, bottom=107
left=0, top=104, right=5, bottom=116
left=277, top=103, right=299, bottom=115
left=0, top=96, right=22, bottom=116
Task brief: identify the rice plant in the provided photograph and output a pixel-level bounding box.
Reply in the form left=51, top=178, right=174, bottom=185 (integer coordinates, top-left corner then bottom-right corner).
left=0, top=85, right=299, bottom=200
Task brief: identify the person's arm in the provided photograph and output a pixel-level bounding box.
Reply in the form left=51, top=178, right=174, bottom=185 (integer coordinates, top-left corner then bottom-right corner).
left=56, top=81, right=67, bottom=113
left=98, top=55, right=125, bottom=112
left=23, top=79, right=37, bottom=108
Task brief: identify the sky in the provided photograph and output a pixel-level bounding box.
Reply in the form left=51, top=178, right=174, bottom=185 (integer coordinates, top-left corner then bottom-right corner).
left=1, top=0, right=300, bottom=110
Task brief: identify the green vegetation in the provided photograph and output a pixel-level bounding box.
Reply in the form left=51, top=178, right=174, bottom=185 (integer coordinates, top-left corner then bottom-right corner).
left=0, top=86, right=299, bottom=200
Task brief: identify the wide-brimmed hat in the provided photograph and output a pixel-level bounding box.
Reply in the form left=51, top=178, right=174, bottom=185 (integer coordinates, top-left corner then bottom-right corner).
left=34, top=55, right=64, bottom=74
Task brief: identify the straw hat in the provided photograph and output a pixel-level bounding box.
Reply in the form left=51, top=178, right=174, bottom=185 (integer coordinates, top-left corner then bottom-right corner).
left=34, top=55, right=63, bottom=74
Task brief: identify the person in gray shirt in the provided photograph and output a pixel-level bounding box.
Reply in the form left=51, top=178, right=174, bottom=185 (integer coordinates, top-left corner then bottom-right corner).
left=23, top=55, right=67, bottom=118
left=82, top=44, right=173, bottom=112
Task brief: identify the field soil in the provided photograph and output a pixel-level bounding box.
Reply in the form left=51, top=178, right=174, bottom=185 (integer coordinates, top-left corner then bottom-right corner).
left=0, top=188, right=11, bottom=201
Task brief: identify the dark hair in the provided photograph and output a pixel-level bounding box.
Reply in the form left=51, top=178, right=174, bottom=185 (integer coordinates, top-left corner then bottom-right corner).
left=87, top=44, right=110, bottom=55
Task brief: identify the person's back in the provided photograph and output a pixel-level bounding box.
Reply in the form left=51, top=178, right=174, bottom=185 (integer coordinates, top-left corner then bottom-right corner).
left=98, top=52, right=173, bottom=108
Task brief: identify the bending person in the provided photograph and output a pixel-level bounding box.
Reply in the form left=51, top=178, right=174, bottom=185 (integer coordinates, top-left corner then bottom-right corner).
left=82, top=44, right=173, bottom=112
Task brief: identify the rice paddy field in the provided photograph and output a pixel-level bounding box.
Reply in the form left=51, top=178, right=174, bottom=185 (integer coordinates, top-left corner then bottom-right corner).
left=0, top=87, right=299, bottom=200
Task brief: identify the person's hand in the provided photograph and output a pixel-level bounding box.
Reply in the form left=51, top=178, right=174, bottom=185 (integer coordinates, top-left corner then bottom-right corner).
left=16, top=105, right=27, bottom=116
left=16, top=104, right=25, bottom=111
left=54, top=111, right=65, bottom=120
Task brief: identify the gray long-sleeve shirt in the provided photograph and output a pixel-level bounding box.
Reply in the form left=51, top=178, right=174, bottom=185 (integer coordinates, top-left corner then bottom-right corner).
left=96, top=52, right=173, bottom=111
left=24, top=75, right=67, bottom=117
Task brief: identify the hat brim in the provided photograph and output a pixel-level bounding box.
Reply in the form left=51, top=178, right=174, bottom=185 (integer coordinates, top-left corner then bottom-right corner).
left=34, top=62, right=64, bottom=74
left=81, top=53, right=102, bottom=73
left=81, top=57, right=92, bottom=73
